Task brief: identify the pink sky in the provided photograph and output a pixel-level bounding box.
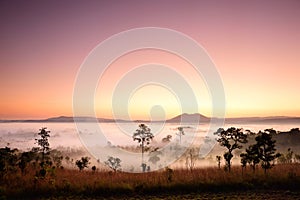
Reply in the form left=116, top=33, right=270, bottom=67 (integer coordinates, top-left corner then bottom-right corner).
left=0, top=0, right=300, bottom=119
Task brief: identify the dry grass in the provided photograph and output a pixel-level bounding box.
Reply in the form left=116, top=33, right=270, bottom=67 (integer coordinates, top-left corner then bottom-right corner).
left=1, top=164, right=300, bottom=199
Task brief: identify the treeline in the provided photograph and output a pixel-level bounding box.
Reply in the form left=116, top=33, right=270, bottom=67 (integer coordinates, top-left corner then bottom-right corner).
left=0, top=126, right=300, bottom=199
left=214, top=127, right=298, bottom=174
left=1, top=126, right=300, bottom=177
left=0, top=128, right=99, bottom=180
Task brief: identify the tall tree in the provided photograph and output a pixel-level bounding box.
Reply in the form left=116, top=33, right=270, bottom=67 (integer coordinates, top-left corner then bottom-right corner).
left=35, top=127, right=51, bottom=177
left=215, top=127, right=248, bottom=172
left=35, top=127, right=50, bottom=162
left=176, top=127, right=184, bottom=144
left=255, top=130, right=281, bottom=174
left=133, top=124, right=154, bottom=171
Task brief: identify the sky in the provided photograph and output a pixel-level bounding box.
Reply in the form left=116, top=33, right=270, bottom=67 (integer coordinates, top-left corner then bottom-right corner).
left=0, top=0, right=300, bottom=120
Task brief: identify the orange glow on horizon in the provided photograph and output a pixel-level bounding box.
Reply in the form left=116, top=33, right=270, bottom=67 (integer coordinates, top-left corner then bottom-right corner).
left=1, top=1, right=300, bottom=120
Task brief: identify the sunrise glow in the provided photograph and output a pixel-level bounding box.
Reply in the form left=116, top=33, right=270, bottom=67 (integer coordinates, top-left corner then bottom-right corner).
left=1, top=1, right=300, bottom=120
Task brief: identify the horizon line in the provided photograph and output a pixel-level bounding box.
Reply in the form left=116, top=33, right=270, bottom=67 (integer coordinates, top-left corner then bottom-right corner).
left=1, top=113, right=300, bottom=121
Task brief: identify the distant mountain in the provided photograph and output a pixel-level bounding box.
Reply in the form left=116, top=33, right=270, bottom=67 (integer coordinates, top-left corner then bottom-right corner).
left=166, top=113, right=210, bottom=123
left=0, top=116, right=117, bottom=123
left=48, top=116, right=125, bottom=123
left=225, top=116, right=300, bottom=124
left=0, top=114, right=299, bottom=124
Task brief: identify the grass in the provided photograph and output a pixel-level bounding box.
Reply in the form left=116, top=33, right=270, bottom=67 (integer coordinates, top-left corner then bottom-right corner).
left=1, top=164, right=300, bottom=199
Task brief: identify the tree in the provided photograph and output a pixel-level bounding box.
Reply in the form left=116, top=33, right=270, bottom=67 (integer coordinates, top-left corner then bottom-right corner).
left=75, top=157, right=90, bottom=171
left=176, top=127, right=184, bottom=144
left=215, top=127, right=248, bottom=172
left=255, top=130, right=281, bottom=174
left=216, top=155, right=222, bottom=169
left=278, top=148, right=294, bottom=164
left=264, top=128, right=277, bottom=136
left=286, top=148, right=294, bottom=163
left=185, top=149, right=197, bottom=171
left=162, top=135, right=172, bottom=143
left=165, top=167, right=173, bottom=182
left=148, top=148, right=162, bottom=166
left=91, top=165, right=96, bottom=172
left=240, top=153, right=247, bottom=174
left=35, top=127, right=50, bottom=162
left=133, top=124, right=154, bottom=171
left=240, top=144, right=260, bottom=172
left=289, top=128, right=300, bottom=134
left=105, top=156, right=121, bottom=172
left=34, top=127, right=51, bottom=177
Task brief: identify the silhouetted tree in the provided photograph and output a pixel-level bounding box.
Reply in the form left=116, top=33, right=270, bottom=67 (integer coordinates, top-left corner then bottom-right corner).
left=133, top=124, right=154, bottom=171
left=176, top=127, right=184, bottom=144
left=216, top=155, right=222, bottom=169
left=148, top=148, right=162, bottom=166
left=162, top=135, right=172, bottom=143
left=75, top=157, right=90, bottom=171
left=35, top=127, right=50, bottom=162
left=289, top=128, right=300, bottom=134
left=215, top=127, right=248, bottom=172
left=240, top=153, right=247, bottom=175
left=34, top=127, right=51, bottom=177
left=64, top=156, right=72, bottom=166
left=264, top=128, right=277, bottom=136
left=165, top=167, right=173, bottom=182
left=286, top=148, right=294, bottom=163
left=240, top=144, right=260, bottom=172
left=105, top=156, right=121, bottom=172
left=278, top=148, right=294, bottom=164
left=255, top=130, right=281, bottom=174
left=91, top=165, right=96, bottom=172
left=185, top=149, right=197, bottom=171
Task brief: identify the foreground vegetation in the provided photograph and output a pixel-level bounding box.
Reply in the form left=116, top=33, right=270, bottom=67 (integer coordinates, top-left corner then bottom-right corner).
left=1, top=126, right=300, bottom=199
left=0, top=164, right=300, bottom=199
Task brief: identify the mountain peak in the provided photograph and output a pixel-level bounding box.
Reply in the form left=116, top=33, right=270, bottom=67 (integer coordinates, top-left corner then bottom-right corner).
left=167, top=113, right=210, bottom=123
